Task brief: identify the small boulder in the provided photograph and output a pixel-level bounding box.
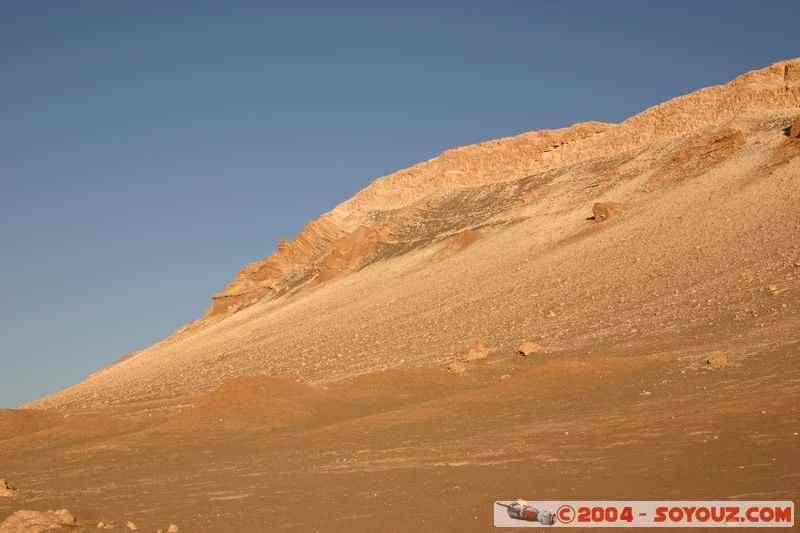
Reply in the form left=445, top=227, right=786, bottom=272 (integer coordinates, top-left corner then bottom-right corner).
left=127, top=521, right=138, bottom=531
left=0, top=479, right=16, bottom=497
left=591, top=202, right=621, bottom=223
left=517, top=342, right=542, bottom=356
left=448, top=361, right=466, bottom=374
left=464, top=341, right=490, bottom=362
left=768, top=284, right=784, bottom=295
left=705, top=353, right=730, bottom=369
left=499, top=374, right=511, bottom=382
left=168, top=525, right=180, bottom=533
left=789, top=116, right=800, bottom=139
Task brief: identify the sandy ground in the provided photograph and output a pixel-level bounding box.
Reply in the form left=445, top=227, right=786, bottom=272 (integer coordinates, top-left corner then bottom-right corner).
left=1, top=327, right=798, bottom=531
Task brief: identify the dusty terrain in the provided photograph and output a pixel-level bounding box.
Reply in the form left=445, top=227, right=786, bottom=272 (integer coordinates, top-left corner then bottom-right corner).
left=1, top=59, right=799, bottom=531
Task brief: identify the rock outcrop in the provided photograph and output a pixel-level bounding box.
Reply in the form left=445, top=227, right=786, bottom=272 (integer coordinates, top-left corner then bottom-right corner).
left=0, top=509, right=76, bottom=532
left=204, top=59, right=800, bottom=320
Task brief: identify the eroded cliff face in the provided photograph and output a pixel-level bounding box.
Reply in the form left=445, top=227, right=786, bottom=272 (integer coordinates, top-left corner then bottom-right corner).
left=207, top=59, right=800, bottom=319
left=207, top=215, right=342, bottom=316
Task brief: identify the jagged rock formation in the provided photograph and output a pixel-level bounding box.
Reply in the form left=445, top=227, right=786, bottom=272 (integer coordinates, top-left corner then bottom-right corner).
left=27, top=59, right=800, bottom=410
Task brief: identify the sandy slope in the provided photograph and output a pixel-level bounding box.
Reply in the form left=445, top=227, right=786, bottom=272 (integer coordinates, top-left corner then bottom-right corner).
left=1, top=59, right=799, bottom=531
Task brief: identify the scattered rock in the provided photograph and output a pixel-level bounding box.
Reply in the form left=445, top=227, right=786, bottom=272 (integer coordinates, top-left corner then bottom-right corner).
left=640, top=390, right=652, bottom=396
left=0, top=509, right=76, bottom=531
left=683, top=352, right=731, bottom=373
left=591, top=202, right=621, bottom=223
left=126, top=521, right=138, bottom=531
left=516, top=342, right=541, bottom=356
left=447, top=361, right=466, bottom=374
left=167, top=524, right=180, bottom=533
left=0, top=479, right=16, bottom=498
left=463, top=341, right=490, bottom=362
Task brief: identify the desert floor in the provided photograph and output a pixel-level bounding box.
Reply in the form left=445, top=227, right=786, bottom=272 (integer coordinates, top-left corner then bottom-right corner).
left=2, top=320, right=798, bottom=531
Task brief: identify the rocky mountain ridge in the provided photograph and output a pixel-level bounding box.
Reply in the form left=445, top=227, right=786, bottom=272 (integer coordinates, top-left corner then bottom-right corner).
left=207, top=59, right=800, bottom=317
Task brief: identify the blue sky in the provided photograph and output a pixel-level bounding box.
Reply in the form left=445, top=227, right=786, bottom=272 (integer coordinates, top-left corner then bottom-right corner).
left=1, top=0, right=798, bottom=407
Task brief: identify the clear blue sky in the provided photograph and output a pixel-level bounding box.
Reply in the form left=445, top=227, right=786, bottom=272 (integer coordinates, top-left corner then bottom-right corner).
left=1, top=1, right=798, bottom=408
